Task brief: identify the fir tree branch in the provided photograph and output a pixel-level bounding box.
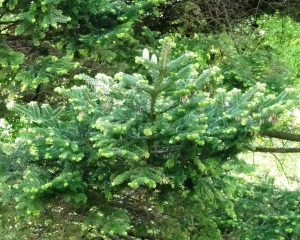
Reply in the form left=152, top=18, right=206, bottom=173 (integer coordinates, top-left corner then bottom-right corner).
left=0, top=20, right=21, bottom=25
left=156, top=102, right=180, bottom=115
left=162, top=42, right=171, bottom=71
left=261, top=130, right=300, bottom=142
left=127, top=230, right=164, bottom=240
left=151, top=149, right=171, bottom=154
left=109, top=234, right=132, bottom=240
left=246, top=147, right=300, bottom=153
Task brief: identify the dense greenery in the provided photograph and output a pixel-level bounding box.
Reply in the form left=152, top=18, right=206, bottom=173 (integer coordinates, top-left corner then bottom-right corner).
left=1, top=0, right=300, bottom=239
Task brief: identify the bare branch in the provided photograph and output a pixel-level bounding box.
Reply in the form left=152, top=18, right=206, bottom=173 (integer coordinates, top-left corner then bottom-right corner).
left=247, top=147, right=300, bottom=153
left=261, top=130, right=300, bottom=142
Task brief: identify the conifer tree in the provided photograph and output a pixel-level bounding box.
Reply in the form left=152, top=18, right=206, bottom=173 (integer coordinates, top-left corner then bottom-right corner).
left=0, top=0, right=164, bottom=119
left=0, top=37, right=294, bottom=239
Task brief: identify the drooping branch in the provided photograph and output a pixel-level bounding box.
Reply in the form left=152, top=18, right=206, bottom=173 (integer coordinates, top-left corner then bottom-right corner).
left=261, top=130, right=300, bottom=142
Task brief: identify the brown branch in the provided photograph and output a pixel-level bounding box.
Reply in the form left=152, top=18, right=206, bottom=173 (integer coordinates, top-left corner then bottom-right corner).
left=0, top=20, right=20, bottom=25
left=127, top=230, right=164, bottom=240
left=261, top=130, right=300, bottom=142
left=247, top=147, right=300, bottom=153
